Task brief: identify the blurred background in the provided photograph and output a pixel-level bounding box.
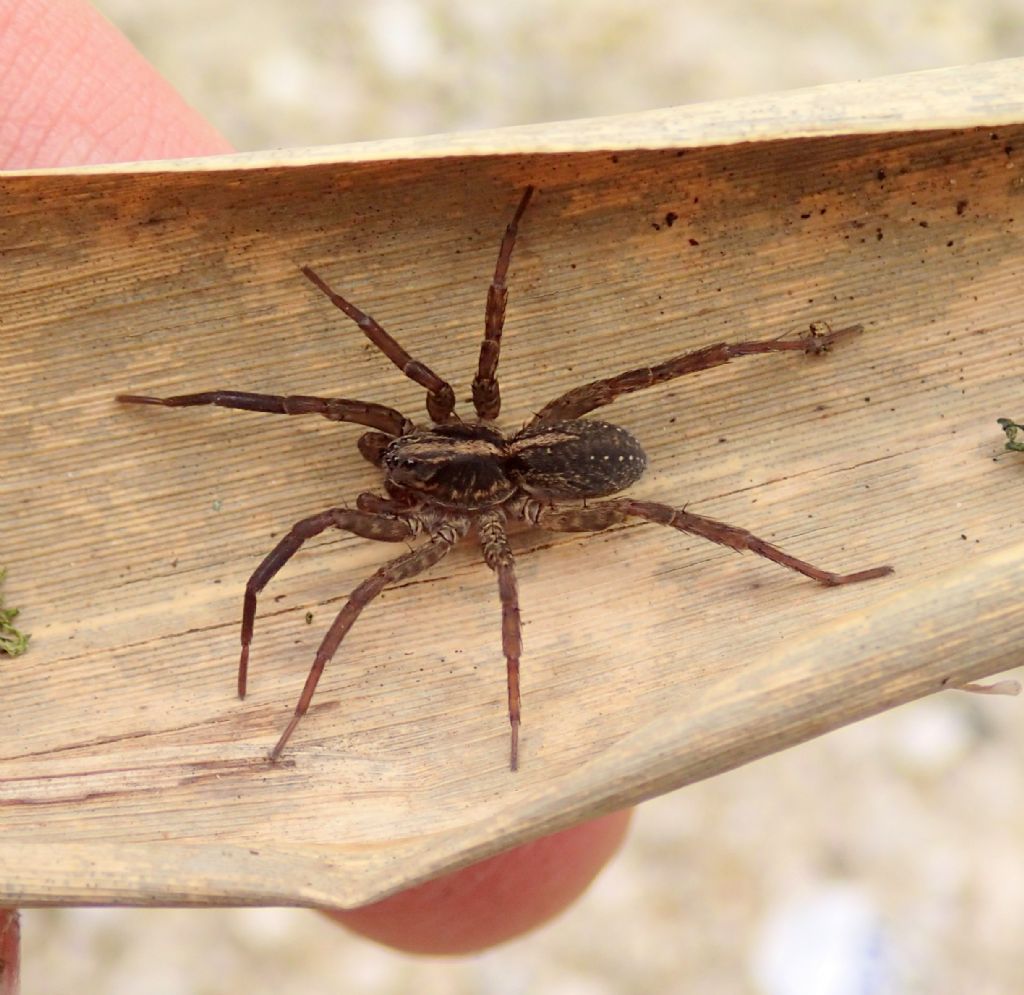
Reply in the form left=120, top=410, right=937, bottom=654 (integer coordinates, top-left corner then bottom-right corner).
left=99, top=0, right=1024, bottom=150
left=25, top=1, right=1024, bottom=992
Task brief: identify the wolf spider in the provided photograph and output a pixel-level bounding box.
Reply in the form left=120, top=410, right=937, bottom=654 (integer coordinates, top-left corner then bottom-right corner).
left=118, top=186, right=893, bottom=771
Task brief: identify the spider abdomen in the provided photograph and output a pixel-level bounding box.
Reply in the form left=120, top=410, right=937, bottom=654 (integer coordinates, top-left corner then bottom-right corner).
left=509, top=419, right=647, bottom=499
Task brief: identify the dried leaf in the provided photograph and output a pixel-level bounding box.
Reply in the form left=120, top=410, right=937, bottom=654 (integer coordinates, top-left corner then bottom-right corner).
left=2, top=60, right=1024, bottom=908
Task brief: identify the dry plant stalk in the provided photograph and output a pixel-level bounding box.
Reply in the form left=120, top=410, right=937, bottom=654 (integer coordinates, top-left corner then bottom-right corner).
left=1, top=59, right=1023, bottom=909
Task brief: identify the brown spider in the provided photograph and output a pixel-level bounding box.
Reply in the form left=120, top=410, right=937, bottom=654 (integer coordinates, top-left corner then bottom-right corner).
left=118, top=186, right=893, bottom=771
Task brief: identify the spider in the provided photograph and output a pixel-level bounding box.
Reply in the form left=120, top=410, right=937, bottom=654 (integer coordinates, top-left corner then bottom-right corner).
left=118, top=186, right=893, bottom=771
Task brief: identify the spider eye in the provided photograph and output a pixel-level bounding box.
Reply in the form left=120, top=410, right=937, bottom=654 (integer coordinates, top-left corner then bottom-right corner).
left=386, top=452, right=437, bottom=486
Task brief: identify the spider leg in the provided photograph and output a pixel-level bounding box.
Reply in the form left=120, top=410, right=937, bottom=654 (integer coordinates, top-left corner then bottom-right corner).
left=477, top=509, right=523, bottom=770
left=301, top=266, right=457, bottom=424
left=239, top=508, right=418, bottom=699
left=117, top=390, right=413, bottom=437
left=530, top=323, right=863, bottom=425
left=472, top=186, right=535, bottom=421
left=529, top=498, right=894, bottom=586
left=269, top=518, right=470, bottom=761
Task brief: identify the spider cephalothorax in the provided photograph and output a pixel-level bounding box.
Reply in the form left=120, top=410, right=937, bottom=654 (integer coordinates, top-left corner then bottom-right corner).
left=118, top=186, right=893, bottom=770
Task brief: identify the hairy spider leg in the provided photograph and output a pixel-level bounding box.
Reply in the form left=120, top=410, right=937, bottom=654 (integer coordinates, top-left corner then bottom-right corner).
left=239, top=509, right=416, bottom=699
left=116, top=390, right=413, bottom=437
left=530, top=498, right=894, bottom=585
left=301, top=266, right=457, bottom=424
left=477, top=509, right=523, bottom=770
left=530, top=324, right=864, bottom=425
left=269, top=519, right=470, bottom=761
left=472, top=185, right=535, bottom=421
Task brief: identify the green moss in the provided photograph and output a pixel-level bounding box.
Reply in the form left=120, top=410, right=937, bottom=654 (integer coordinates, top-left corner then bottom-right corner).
left=0, top=569, right=29, bottom=656
left=998, top=418, right=1024, bottom=453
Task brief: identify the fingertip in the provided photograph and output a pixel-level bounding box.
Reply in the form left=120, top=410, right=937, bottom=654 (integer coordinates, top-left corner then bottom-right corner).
left=0, top=0, right=232, bottom=167
left=325, top=809, right=633, bottom=954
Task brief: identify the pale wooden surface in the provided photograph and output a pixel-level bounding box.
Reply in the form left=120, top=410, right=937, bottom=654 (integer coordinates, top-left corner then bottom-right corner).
left=3, top=61, right=1024, bottom=908
left=8, top=59, right=1024, bottom=174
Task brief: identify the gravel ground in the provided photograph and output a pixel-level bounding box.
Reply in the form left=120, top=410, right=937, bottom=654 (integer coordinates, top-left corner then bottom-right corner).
left=24, top=2, right=1024, bottom=993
